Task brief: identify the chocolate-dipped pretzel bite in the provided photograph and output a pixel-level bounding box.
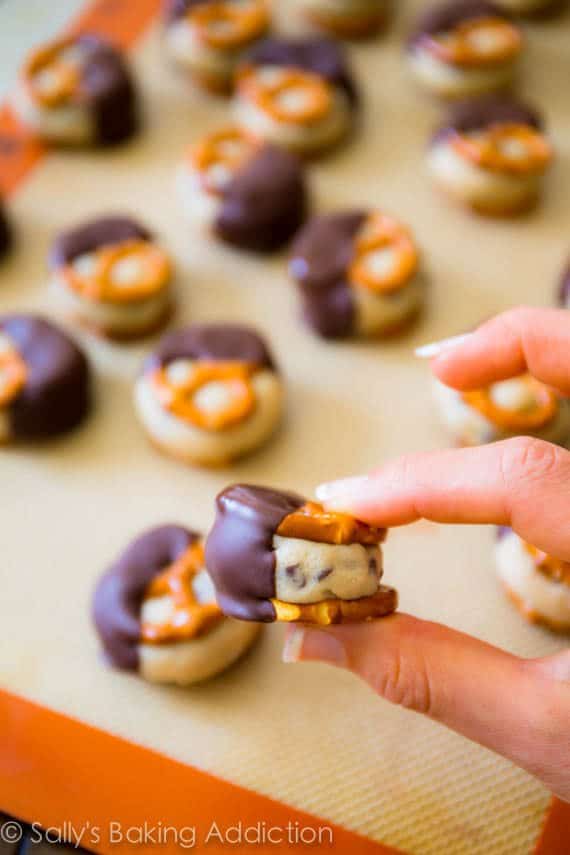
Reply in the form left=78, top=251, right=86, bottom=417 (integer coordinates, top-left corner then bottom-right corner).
left=135, top=324, right=284, bottom=466
left=290, top=210, right=425, bottom=339
left=177, top=126, right=308, bottom=251
left=433, top=373, right=570, bottom=447
left=495, top=528, right=570, bottom=633
left=0, top=315, right=90, bottom=443
left=163, top=0, right=270, bottom=93
left=428, top=97, right=552, bottom=215
left=13, top=35, right=138, bottom=146
left=299, top=0, right=390, bottom=38
left=93, top=525, right=261, bottom=684
left=206, top=485, right=397, bottom=624
left=407, top=0, right=523, bottom=99
left=557, top=260, right=570, bottom=309
left=49, top=216, right=174, bottom=340
left=233, top=37, right=358, bottom=156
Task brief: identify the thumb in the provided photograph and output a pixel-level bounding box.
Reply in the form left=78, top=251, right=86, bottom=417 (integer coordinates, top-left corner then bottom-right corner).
left=283, top=615, right=570, bottom=802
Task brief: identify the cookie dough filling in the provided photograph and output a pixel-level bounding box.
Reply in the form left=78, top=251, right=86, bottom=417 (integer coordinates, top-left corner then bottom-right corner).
left=299, top=0, right=389, bottom=38
left=50, top=217, right=173, bottom=339
left=495, top=528, right=570, bottom=632
left=290, top=210, right=424, bottom=339
left=433, top=374, right=570, bottom=446
left=135, top=324, right=284, bottom=466
left=205, top=484, right=398, bottom=625
left=14, top=35, right=138, bottom=145
left=408, top=1, right=523, bottom=99
left=93, top=525, right=261, bottom=685
left=164, top=0, right=269, bottom=93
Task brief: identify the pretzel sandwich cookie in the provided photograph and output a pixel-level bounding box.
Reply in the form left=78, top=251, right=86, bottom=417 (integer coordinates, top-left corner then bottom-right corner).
left=49, top=217, right=174, bottom=340
left=163, top=0, right=270, bottom=93
left=427, top=97, right=553, bottom=216
left=495, top=528, right=570, bottom=633
left=13, top=34, right=138, bottom=146
left=93, top=525, right=261, bottom=685
left=134, top=324, right=284, bottom=467
left=233, top=37, right=359, bottom=156
left=407, top=0, right=523, bottom=100
left=205, top=484, right=397, bottom=625
left=298, top=0, right=390, bottom=39
left=290, top=210, right=425, bottom=339
left=177, top=126, right=308, bottom=252
left=0, top=314, right=91, bottom=444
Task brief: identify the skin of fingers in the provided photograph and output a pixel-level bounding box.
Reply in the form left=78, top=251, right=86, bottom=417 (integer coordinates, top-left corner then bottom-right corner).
left=431, top=307, right=570, bottom=394
left=316, top=438, right=570, bottom=562
left=283, top=618, right=570, bottom=803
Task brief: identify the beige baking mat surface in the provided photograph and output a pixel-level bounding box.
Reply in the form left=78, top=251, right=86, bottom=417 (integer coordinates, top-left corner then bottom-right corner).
left=1, top=3, right=570, bottom=853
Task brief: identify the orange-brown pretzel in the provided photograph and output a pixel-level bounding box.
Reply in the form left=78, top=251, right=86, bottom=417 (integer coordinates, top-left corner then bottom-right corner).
left=141, top=542, right=223, bottom=644
left=237, top=65, right=333, bottom=126
left=348, top=213, right=419, bottom=295
left=62, top=240, right=171, bottom=304
left=524, top=543, right=570, bottom=587
left=190, top=1, right=268, bottom=50
left=187, top=127, right=258, bottom=196
left=271, top=585, right=398, bottom=625
left=23, top=38, right=83, bottom=107
left=151, top=360, right=258, bottom=431
left=0, top=344, right=27, bottom=408
left=462, top=375, right=558, bottom=432
left=451, top=123, right=552, bottom=175
left=277, top=501, right=386, bottom=546
left=426, top=17, right=522, bottom=68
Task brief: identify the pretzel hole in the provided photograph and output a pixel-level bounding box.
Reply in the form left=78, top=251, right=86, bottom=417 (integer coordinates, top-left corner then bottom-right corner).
left=463, top=375, right=558, bottom=430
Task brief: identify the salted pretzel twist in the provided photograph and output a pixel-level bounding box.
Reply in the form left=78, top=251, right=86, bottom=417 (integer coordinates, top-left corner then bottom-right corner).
left=187, top=127, right=258, bottom=195
left=190, top=1, right=268, bottom=50
left=451, top=123, right=552, bottom=175
left=462, top=375, right=558, bottom=432
left=426, top=17, right=522, bottom=68
left=349, top=213, right=419, bottom=295
left=237, top=65, right=333, bottom=126
left=23, top=38, right=83, bottom=107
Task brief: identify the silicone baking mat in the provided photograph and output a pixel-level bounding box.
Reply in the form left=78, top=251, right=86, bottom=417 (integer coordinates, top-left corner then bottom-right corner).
left=0, top=1, right=569, bottom=852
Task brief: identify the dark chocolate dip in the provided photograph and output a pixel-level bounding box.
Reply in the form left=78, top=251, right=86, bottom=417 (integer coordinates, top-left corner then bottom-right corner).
left=93, top=525, right=200, bottom=670
left=408, top=0, right=511, bottom=50
left=50, top=215, right=151, bottom=269
left=0, top=198, right=13, bottom=260
left=431, top=96, right=543, bottom=146
left=205, top=484, right=305, bottom=621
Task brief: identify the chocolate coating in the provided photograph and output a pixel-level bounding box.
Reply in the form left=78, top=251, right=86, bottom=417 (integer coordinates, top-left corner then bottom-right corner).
left=289, top=211, right=366, bottom=339
left=408, top=0, right=510, bottom=49
left=144, top=323, right=277, bottom=373
left=558, top=260, right=570, bottom=307
left=0, top=198, right=12, bottom=261
left=0, top=314, right=90, bottom=439
left=432, top=96, right=543, bottom=145
left=93, top=525, right=199, bottom=670
left=243, top=37, right=359, bottom=107
left=215, top=144, right=308, bottom=253
left=205, top=485, right=305, bottom=621
left=49, top=215, right=152, bottom=269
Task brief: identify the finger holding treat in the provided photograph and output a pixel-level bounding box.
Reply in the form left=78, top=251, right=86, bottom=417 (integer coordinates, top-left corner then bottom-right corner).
left=177, top=126, right=308, bottom=252
left=233, top=37, right=358, bottom=156
left=13, top=35, right=138, bottom=146
left=0, top=314, right=91, bottom=444
left=289, top=210, right=425, bottom=339
left=49, top=216, right=174, bottom=340
left=427, top=97, right=553, bottom=216
left=407, top=0, right=523, bottom=100
left=298, top=0, right=391, bottom=39
left=205, top=484, right=397, bottom=624
left=163, top=0, right=270, bottom=94
left=93, top=525, right=261, bottom=685
left=135, top=323, right=284, bottom=467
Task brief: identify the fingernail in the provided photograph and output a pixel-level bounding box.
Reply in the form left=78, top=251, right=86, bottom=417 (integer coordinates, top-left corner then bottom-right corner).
left=301, top=630, right=348, bottom=667
left=316, top=476, right=370, bottom=510
left=414, top=333, right=472, bottom=359
left=282, top=627, right=305, bottom=663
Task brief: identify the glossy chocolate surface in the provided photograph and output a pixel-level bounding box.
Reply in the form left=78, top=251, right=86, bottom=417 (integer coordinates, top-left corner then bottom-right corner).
left=408, top=0, right=509, bottom=48
left=432, top=97, right=543, bottom=145
left=0, top=198, right=13, bottom=260
left=144, top=323, right=277, bottom=373
left=50, top=215, right=151, bottom=268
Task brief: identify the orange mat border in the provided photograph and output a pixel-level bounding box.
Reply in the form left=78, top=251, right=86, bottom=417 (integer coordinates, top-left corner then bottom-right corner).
left=0, top=0, right=567, bottom=851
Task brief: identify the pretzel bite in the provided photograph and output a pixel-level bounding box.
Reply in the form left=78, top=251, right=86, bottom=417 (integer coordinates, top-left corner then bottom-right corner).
left=433, top=373, right=570, bottom=447
left=290, top=210, right=425, bottom=339
left=495, top=528, right=570, bottom=633
left=427, top=97, right=552, bottom=215
left=135, top=324, right=284, bottom=467
left=0, top=197, right=12, bottom=262
left=177, top=126, right=308, bottom=251
left=13, top=35, right=138, bottom=146
left=299, top=0, right=390, bottom=38
left=163, top=0, right=269, bottom=93
left=205, top=484, right=397, bottom=625
left=233, top=37, right=358, bottom=156
left=49, top=216, right=173, bottom=340
left=407, top=0, right=523, bottom=100
left=0, top=314, right=90, bottom=443
left=93, top=525, right=261, bottom=685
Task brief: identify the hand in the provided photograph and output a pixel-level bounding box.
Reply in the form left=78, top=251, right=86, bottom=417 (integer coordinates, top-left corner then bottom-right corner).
left=283, top=307, right=570, bottom=803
